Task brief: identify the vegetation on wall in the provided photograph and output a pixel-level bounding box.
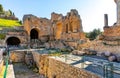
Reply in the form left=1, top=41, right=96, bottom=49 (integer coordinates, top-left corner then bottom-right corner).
left=0, top=4, right=4, bottom=13
left=85, top=29, right=102, bottom=40
left=0, top=34, right=6, bottom=39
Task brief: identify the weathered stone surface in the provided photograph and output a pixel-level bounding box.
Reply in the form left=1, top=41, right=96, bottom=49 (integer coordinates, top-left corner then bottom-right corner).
left=10, top=51, right=100, bottom=78
left=23, top=9, right=86, bottom=48
left=116, top=54, right=120, bottom=62
left=23, top=14, right=51, bottom=36
left=103, top=25, right=120, bottom=40
left=80, top=40, right=120, bottom=55
left=25, top=52, right=34, bottom=67
left=4, top=9, right=86, bottom=50
left=104, top=51, right=112, bottom=57
left=108, top=55, right=116, bottom=62
left=10, top=51, right=26, bottom=62
left=72, top=50, right=85, bottom=55
left=96, top=52, right=104, bottom=57
left=53, top=9, right=84, bottom=40
left=102, top=0, right=120, bottom=41
left=31, top=52, right=100, bottom=78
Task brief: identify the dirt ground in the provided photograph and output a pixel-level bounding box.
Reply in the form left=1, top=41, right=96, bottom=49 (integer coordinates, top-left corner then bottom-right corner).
left=13, top=63, right=46, bottom=78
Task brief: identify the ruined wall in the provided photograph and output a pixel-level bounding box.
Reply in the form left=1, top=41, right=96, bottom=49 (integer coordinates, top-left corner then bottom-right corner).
left=103, top=25, right=120, bottom=40
left=22, top=9, right=86, bottom=48
left=79, top=40, right=120, bottom=54
left=10, top=50, right=26, bottom=62
left=32, top=52, right=100, bottom=78
left=23, top=9, right=85, bottom=42
left=23, top=14, right=51, bottom=36
left=5, top=32, right=27, bottom=46
left=47, top=58, right=100, bottom=78
left=10, top=51, right=100, bottom=78
left=51, top=9, right=85, bottom=40
left=102, top=0, right=120, bottom=40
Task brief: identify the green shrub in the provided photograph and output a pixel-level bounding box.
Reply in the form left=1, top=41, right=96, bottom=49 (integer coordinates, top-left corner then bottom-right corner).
left=0, top=34, right=5, bottom=39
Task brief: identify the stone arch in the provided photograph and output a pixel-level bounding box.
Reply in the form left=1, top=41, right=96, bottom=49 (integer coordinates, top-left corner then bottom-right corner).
left=30, top=28, right=40, bottom=40
left=6, top=36, right=21, bottom=46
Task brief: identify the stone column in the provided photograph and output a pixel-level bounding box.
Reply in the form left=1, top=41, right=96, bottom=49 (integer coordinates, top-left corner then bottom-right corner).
left=115, top=0, right=120, bottom=25
left=104, top=14, right=108, bottom=26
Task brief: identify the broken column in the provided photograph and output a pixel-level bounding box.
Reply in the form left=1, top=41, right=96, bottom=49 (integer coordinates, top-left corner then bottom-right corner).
left=104, top=14, right=108, bottom=26
left=114, top=0, right=120, bottom=25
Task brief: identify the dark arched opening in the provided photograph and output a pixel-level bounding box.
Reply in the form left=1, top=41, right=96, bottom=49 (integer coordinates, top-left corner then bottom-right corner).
left=30, top=29, right=38, bottom=39
left=6, top=37, right=20, bottom=46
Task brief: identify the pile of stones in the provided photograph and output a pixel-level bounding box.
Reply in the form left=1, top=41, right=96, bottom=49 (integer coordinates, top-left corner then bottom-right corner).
left=72, top=49, right=97, bottom=56
left=97, top=51, right=120, bottom=62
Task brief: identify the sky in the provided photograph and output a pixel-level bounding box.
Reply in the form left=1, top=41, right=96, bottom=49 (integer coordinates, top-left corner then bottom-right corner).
left=0, top=0, right=117, bottom=32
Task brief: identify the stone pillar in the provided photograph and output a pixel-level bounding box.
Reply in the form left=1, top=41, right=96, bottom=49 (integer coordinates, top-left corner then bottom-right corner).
left=115, top=0, right=120, bottom=25
left=104, top=14, right=108, bottom=26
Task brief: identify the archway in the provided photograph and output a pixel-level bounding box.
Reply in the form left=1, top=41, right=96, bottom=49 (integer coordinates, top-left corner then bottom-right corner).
left=30, top=28, right=40, bottom=48
left=6, top=37, right=20, bottom=46
left=30, top=29, right=38, bottom=39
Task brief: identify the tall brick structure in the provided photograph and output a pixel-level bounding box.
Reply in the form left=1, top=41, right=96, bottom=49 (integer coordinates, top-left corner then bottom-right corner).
left=22, top=9, right=86, bottom=49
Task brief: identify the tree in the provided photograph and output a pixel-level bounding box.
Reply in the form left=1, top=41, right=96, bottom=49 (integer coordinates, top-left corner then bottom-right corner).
left=85, top=29, right=101, bottom=40
left=0, top=4, right=3, bottom=12
left=8, top=9, right=12, bottom=16
left=4, top=11, right=11, bottom=16
left=18, top=20, right=22, bottom=24
left=12, top=12, right=15, bottom=16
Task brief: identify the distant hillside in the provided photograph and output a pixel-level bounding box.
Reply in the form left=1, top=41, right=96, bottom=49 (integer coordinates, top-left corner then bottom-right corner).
left=0, top=18, right=21, bottom=28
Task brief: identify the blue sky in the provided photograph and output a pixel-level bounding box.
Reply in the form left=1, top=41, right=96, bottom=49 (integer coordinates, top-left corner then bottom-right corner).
left=0, top=0, right=116, bottom=32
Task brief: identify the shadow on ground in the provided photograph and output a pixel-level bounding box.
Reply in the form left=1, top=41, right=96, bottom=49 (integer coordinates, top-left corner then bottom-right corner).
left=13, top=63, right=45, bottom=78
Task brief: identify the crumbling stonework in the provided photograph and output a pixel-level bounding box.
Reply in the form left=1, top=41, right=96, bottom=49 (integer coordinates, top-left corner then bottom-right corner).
left=50, top=9, right=84, bottom=40
left=102, top=0, right=120, bottom=41
left=10, top=50, right=26, bottom=62
left=103, top=25, right=120, bottom=40
left=10, top=51, right=101, bottom=78
left=5, top=26, right=27, bottom=46
left=23, top=15, right=51, bottom=37
left=23, top=9, right=86, bottom=49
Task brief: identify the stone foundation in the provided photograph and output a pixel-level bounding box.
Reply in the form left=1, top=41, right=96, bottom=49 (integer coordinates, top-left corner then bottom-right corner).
left=80, top=41, right=120, bottom=54
left=103, top=25, right=120, bottom=41
left=10, top=50, right=26, bottom=62
left=10, top=50, right=100, bottom=78
left=33, top=53, right=101, bottom=78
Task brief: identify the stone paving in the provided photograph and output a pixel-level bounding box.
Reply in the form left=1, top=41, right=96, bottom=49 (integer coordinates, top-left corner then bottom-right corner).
left=7, top=64, right=15, bottom=78
left=50, top=54, right=120, bottom=78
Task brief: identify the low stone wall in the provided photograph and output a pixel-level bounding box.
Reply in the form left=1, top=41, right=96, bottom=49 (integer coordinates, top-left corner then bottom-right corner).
left=80, top=41, right=120, bottom=54
left=10, top=50, right=26, bottom=62
left=32, top=52, right=100, bottom=78
left=10, top=51, right=100, bottom=78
